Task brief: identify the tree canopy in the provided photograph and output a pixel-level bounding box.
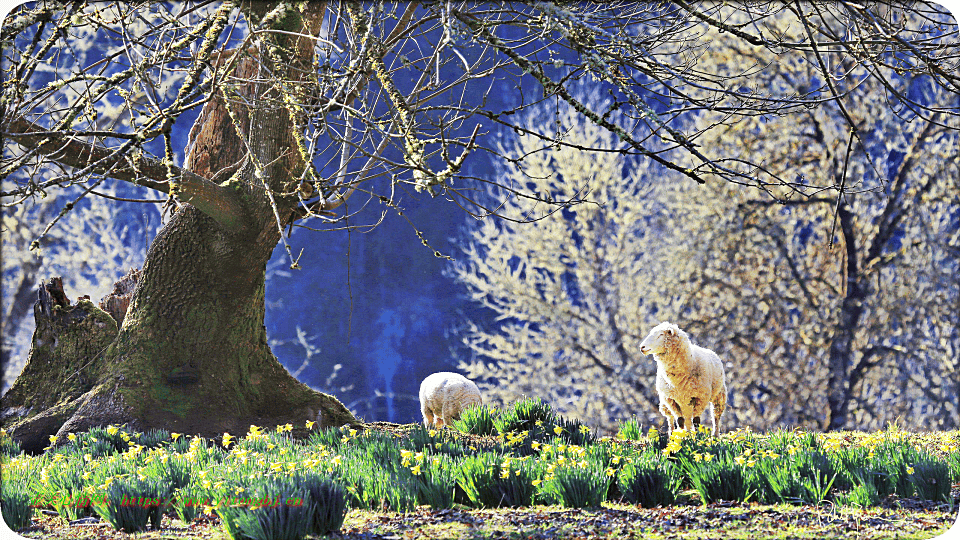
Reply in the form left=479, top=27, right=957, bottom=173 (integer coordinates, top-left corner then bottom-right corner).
left=5, top=2, right=958, bottom=227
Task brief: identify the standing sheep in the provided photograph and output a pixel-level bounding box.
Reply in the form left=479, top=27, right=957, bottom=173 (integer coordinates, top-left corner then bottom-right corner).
left=639, top=322, right=727, bottom=435
left=419, top=372, right=482, bottom=427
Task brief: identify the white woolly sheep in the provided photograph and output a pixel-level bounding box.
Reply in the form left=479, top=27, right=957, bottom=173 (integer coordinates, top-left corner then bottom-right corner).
left=419, top=372, right=482, bottom=427
left=639, top=322, right=727, bottom=435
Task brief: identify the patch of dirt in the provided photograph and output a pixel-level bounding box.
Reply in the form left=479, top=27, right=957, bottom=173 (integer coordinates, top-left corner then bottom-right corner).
left=17, top=500, right=957, bottom=540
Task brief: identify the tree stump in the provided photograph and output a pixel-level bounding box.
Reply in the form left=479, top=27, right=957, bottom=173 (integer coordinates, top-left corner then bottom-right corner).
left=1, top=278, right=120, bottom=453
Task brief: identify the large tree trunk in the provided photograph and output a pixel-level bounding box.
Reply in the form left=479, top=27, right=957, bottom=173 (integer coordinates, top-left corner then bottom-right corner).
left=1, top=6, right=357, bottom=451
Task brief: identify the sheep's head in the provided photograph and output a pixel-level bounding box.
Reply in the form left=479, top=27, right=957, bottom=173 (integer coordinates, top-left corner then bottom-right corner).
left=639, top=322, right=682, bottom=355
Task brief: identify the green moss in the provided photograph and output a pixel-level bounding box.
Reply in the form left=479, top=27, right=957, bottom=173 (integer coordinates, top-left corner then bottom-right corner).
left=2, top=300, right=119, bottom=421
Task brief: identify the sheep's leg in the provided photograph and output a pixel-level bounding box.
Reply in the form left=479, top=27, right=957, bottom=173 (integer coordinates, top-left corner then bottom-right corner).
left=667, top=398, right=682, bottom=417
left=662, top=398, right=683, bottom=433
left=710, top=390, right=727, bottom=435
left=658, top=402, right=674, bottom=432
left=422, top=407, right=435, bottom=427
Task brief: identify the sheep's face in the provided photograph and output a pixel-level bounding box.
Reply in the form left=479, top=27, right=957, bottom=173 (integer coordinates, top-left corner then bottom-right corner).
left=639, top=322, right=679, bottom=355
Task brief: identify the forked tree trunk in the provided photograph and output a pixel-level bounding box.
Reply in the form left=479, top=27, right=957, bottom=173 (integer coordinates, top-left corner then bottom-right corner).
left=1, top=19, right=357, bottom=451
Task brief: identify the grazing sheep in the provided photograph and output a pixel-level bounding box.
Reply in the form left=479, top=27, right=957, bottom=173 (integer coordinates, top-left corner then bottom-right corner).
left=419, top=372, right=482, bottom=427
left=639, top=322, right=727, bottom=435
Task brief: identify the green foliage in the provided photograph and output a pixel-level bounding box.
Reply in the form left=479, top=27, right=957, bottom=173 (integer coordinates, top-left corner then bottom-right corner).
left=404, top=424, right=470, bottom=459
left=297, top=474, right=349, bottom=535
left=454, top=404, right=500, bottom=436
left=335, top=433, right=419, bottom=512
left=84, top=425, right=133, bottom=454
left=616, top=417, right=644, bottom=441
left=946, top=448, right=960, bottom=483
left=617, top=460, right=681, bottom=508
left=6, top=422, right=957, bottom=540
left=140, top=452, right=192, bottom=491
left=908, top=458, right=951, bottom=503
left=168, top=434, right=192, bottom=453
left=92, top=476, right=170, bottom=533
left=304, top=426, right=343, bottom=450
left=1, top=479, right=33, bottom=531
left=48, top=428, right=127, bottom=459
left=495, top=397, right=557, bottom=435
left=170, top=485, right=207, bottom=524
left=554, top=417, right=597, bottom=447
left=829, top=446, right=871, bottom=492
left=410, top=454, right=457, bottom=509
left=868, top=440, right=921, bottom=497
left=0, top=432, right=22, bottom=457
left=215, top=476, right=316, bottom=540
left=835, top=471, right=881, bottom=508
left=457, top=452, right=537, bottom=508
left=139, top=428, right=171, bottom=449
left=541, top=460, right=611, bottom=509
left=752, top=457, right=810, bottom=504
left=678, top=451, right=757, bottom=504
left=36, top=458, right=96, bottom=521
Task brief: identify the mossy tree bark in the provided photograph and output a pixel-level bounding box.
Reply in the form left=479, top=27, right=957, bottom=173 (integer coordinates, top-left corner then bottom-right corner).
left=1, top=2, right=357, bottom=452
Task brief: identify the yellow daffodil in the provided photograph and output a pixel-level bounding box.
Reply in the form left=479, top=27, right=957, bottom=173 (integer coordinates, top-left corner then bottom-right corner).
left=106, top=425, right=119, bottom=436
left=411, top=464, right=422, bottom=476
left=664, top=440, right=681, bottom=455
left=553, top=425, right=563, bottom=435
left=306, top=420, right=316, bottom=429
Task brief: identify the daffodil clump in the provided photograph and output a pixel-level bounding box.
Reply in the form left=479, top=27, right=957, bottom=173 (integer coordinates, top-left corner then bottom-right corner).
left=1, top=414, right=957, bottom=539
